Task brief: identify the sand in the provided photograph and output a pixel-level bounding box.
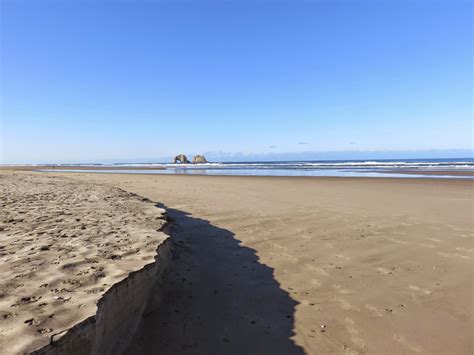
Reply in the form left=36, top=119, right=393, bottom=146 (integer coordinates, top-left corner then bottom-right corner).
left=379, top=169, right=474, bottom=177
left=0, top=172, right=168, bottom=354
left=0, top=166, right=166, bottom=171
left=1, top=171, right=473, bottom=354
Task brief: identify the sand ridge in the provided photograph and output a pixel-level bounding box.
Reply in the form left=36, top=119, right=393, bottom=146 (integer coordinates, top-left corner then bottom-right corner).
left=0, top=172, right=168, bottom=354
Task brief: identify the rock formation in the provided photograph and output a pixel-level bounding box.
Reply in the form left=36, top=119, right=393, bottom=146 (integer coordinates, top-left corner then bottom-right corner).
left=192, top=155, right=208, bottom=164
left=173, top=154, right=189, bottom=164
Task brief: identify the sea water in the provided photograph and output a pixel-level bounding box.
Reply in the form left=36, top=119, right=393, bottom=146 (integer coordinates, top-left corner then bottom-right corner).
left=40, top=158, right=474, bottom=179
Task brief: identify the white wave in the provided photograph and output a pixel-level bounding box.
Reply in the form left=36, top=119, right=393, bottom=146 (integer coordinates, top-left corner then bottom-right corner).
left=34, top=159, right=473, bottom=170
left=155, top=161, right=474, bottom=170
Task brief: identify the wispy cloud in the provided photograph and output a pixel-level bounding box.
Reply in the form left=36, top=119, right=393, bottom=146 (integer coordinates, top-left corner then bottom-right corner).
left=297, top=142, right=309, bottom=145
left=269, top=145, right=278, bottom=149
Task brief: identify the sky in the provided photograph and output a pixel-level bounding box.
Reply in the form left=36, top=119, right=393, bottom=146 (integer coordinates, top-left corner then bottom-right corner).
left=1, top=0, right=472, bottom=164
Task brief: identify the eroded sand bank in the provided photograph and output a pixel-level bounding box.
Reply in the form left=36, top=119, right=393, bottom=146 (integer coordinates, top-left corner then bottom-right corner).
left=0, top=173, right=169, bottom=354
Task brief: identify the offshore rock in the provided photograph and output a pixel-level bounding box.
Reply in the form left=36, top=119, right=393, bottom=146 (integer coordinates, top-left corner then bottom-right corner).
left=173, top=154, right=189, bottom=164
left=192, top=155, right=208, bottom=164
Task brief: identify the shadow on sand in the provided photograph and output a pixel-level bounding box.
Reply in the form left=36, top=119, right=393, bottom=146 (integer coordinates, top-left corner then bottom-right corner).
left=126, top=204, right=304, bottom=355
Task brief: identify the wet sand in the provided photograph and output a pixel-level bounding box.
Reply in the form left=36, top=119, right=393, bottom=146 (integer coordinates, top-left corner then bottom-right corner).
left=1, top=171, right=473, bottom=354
left=378, top=169, right=474, bottom=177
left=35, top=171, right=473, bottom=355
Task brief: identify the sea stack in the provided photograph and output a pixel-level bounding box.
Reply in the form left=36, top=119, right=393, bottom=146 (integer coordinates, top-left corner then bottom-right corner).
left=174, top=154, right=189, bottom=164
left=192, top=155, right=208, bottom=164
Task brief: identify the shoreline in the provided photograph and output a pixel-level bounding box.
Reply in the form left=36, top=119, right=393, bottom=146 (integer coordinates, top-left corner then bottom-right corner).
left=2, top=164, right=473, bottom=178
left=35, top=169, right=474, bottom=182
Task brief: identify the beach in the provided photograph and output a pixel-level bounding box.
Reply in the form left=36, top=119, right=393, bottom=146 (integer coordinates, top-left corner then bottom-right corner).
left=1, top=171, right=472, bottom=354
left=3, top=0, right=472, bottom=353
left=0, top=172, right=169, bottom=354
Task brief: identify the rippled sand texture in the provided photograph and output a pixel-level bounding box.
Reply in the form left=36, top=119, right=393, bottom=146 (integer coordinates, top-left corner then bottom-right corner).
left=0, top=173, right=167, bottom=354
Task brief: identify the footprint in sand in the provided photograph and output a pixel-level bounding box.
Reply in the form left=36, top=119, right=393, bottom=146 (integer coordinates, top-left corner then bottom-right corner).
left=333, top=283, right=351, bottom=294
left=376, top=267, right=392, bottom=275
left=343, top=347, right=361, bottom=355
left=305, top=264, right=329, bottom=277
left=418, top=243, right=436, bottom=249
left=334, top=297, right=359, bottom=311
left=438, top=251, right=470, bottom=260
left=364, top=304, right=383, bottom=317
left=454, top=253, right=470, bottom=260
left=408, top=285, right=432, bottom=295
left=455, top=247, right=473, bottom=253
left=271, top=242, right=286, bottom=251
left=335, top=254, right=352, bottom=261
left=344, top=317, right=367, bottom=350
left=336, top=298, right=353, bottom=310
left=385, top=236, right=409, bottom=245
left=300, top=299, right=320, bottom=310
left=393, top=333, right=422, bottom=353
left=281, top=252, right=298, bottom=262
left=449, top=225, right=467, bottom=232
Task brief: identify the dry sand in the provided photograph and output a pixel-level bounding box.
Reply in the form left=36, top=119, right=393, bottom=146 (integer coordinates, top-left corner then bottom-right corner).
left=1, top=171, right=473, bottom=354
left=0, top=172, right=168, bottom=354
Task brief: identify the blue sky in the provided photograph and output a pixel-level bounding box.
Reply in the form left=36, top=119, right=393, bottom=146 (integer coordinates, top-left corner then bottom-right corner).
left=1, top=0, right=472, bottom=163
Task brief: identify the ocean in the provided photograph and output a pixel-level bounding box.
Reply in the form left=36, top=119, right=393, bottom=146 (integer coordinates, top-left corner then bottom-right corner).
left=41, top=158, right=474, bottom=179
